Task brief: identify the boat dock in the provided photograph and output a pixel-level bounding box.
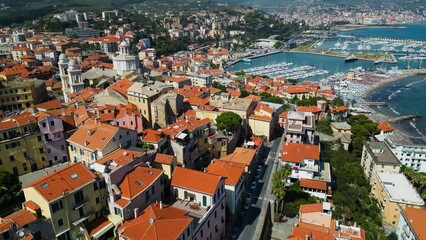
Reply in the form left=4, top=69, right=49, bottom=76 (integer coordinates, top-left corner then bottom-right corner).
left=389, top=114, right=422, bottom=123
left=360, top=102, right=387, bottom=106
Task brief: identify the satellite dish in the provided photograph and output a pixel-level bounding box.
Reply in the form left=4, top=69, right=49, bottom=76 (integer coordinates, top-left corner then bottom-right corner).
left=18, top=231, right=25, bottom=237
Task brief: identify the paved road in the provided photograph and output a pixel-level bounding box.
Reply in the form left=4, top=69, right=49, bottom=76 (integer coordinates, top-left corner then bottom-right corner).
left=237, top=138, right=282, bottom=240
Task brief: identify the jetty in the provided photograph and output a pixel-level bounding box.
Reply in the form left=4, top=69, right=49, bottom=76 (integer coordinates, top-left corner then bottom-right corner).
left=360, top=102, right=387, bottom=106
left=389, top=114, right=422, bottom=123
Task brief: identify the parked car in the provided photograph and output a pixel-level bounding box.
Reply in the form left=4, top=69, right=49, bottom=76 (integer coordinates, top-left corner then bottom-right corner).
left=250, top=181, right=257, bottom=190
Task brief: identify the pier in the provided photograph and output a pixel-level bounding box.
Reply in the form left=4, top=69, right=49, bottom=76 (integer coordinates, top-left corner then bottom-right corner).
left=389, top=114, right=422, bottom=123
left=360, top=102, right=387, bottom=106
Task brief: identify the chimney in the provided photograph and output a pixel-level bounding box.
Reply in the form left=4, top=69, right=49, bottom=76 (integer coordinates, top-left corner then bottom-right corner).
left=160, top=201, right=163, bottom=209
left=134, top=208, right=139, bottom=219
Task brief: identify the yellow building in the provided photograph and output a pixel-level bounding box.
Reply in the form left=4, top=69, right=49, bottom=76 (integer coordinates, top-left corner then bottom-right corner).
left=0, top=112, right=47, bottom=175
left=371, top=172, right=424, bottom=227
left=22, top=163, right=105, bottom=240
left=0, top=79, right=48, bottom=111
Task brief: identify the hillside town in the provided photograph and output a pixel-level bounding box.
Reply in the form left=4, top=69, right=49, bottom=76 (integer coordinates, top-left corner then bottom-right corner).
left=0, top=4, right=425, bottom=240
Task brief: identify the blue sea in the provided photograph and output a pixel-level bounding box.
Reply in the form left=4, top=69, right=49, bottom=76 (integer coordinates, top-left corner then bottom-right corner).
left=337, top=25, right=426, bottom=41
left=368, top=75, right=426, bottom=136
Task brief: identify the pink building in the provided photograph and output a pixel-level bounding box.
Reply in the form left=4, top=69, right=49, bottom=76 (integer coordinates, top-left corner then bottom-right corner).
left=36, top=112, right=69, bottom=165
left=111, top=104, right=144, bottom=134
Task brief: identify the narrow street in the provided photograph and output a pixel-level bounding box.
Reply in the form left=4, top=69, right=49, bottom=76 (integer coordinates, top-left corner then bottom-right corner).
left=237, top=137, right=282, bottom=240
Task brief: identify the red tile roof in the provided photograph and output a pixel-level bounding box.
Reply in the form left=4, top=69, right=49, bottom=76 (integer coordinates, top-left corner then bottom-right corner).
left=402, top=207, right=426, bottom=239
left=172, top=167, right=222, bottom=195
left=297, top=106, right=321, bottom=113
left=35, top=99, right=62, bottom=110
left=281, top=142, right=320, bottom=163
left=377, top=122, right=395, bottom=133
left=67, top=119, right=120, bottom=151
left=119, top=167, right=163, bottom=200
left=25, top=163, right=95, bottom=202
left=299, top=203, right=324, bottom=214
left=142, top=129, right=164, bottom=143
left=299, top=178, right=327, bottom=191
left=154, top=154, right=174, bottom=165
left=205, top=160, right=245, bottom=186
left=96, top=148, right=144, bottom=166
left=119, top=203, right=192, bottom=240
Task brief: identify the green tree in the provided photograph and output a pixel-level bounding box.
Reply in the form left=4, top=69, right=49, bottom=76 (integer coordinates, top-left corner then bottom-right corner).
left=212, top=82, right=227, bottom=92
left=0, top=169, right=22, bottom=208
left=331, top=97, right=345, bottom=107
left=287, top=79, right=298, bottom=85
left=316, top=119, right=333, bottom=135
left=387, top=232, right=398, bottom=240
left=271, top=164, right=292, bottom=215
left=216, top=112, right=242, bottom=132
left=239, top=89, right=250, bottom=98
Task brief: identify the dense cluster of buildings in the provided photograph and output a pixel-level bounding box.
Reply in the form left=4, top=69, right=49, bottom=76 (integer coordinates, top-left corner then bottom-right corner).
left=0, top=4, right=424, bottom=240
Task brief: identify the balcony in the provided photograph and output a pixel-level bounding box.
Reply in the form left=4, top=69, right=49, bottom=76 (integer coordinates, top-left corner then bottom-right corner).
left=72, top=209, right=95, bottom=226
left=73, top=198, right=90, bottom=210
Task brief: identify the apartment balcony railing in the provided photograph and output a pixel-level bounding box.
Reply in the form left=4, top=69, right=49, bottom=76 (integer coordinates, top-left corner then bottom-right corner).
left=73, top=198, right=90, bottom=210
left=72, top=209, right=95, bottom=226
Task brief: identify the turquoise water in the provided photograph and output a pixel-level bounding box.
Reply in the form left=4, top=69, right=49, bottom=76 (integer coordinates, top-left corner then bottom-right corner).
left=368, top=75, right=426, bottom=136
left=337, top=25, right=426, bottom=41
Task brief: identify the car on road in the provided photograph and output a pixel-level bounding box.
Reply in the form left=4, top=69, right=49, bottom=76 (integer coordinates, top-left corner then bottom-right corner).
left=256, top=165, right=263, bottom=173
left=250, top=181, right=257, bottom=190
left=245, top=193, right=252, bottom=203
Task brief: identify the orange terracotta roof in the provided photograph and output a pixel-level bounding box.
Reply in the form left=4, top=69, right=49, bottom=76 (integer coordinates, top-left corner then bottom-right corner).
left=286, top=88, right=310, bottom=94
left=67, top=119, right=120, bottom=151
left=142, top=129, right=164, bottom=143
left=115, top=198, right=130, bottom=208
left=25, top=163, right=95, bottom=202
left=249, top=114, right=272, bottom=121
left=119, top=203, right=192, bottom=240
left=279, top=111, right=288, bottom=119
left=163, top=76, right=190, bottom=83
left=205, top=160, right=245, bottom=186
left=23, top=200, right=40, bottom=211
left=86, top=217, right=113, bottom=237
left=219, top=147, right=256, bottom=167
left=297, top=106, right=321, bottom=113
left=119, top=167, right=163, bottom=200
left=300, top=179, right=327, bottom=191
left=377, top=122, right=395, bottom=133
left=255, top=103, right=274, bottom=115
left=162, top=118, right=211, bottom=139
left=96, top=148, right=144, bottom=166
left=245, top=95, right=262, bottom=101
left=299, top=203, right=324, bottom=214
left=402, top=207, right=426, bottom=239
left=5, top=209, right=37, bottom=227
left=154, top=154, right=174, bottom=165
left=35, top=99, right=62, bottom=110
left=281, top=142, right=320, bottom=163
left=107, top=78, right=134, bottom=96
left=290, top=226, right=334, bottom=240
left=330, top=106, right=349, bottom=113
left=172, top=167, right=222, bottom=195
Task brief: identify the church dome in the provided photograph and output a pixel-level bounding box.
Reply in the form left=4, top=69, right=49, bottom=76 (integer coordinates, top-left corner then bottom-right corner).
left=68, top=60, right=79, bottom=70
left=59, top=53, right=68, bottom=62
left=119, top=40, right=129, bottom=47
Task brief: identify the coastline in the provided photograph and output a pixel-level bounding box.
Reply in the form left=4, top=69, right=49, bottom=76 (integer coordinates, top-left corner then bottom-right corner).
left=361, top=71, right=422, bottom=99
left=359, top=70, right=426, bottom=137
left=331, top=24, right=407, bottom=31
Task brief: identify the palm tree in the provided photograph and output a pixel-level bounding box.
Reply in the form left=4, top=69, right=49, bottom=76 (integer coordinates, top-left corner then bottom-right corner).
left=271, top=164, right=292, bottom=216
